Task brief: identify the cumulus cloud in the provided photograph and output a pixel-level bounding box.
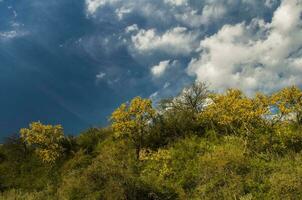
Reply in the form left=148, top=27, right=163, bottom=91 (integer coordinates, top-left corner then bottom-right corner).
left=151, top=60, right=171, bottom=77
left=131, top=27, right=199, bottom=55
left=187, top=0, right=302, bottom=94
left=84, top=0, right=297, bottom=96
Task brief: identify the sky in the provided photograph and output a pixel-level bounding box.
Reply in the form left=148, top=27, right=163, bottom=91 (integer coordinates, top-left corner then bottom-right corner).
left=0, top=0, right=302, bottom=138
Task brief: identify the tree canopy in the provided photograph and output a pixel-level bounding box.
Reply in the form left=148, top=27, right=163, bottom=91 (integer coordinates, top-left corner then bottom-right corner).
left=111, top=96, right=156, bottom=159
left=20, top=122, right=64, bottom=163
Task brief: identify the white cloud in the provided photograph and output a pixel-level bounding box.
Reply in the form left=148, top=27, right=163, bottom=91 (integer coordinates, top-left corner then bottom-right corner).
left=265, top=0, right=278, bottom=8
left=188, top=0, right=302, bottom=94
left=0, top=30, right=27, bottom=40
left=84, top=0, right=296, bottom=95
left=96, top=72, right=106, bottom=79
left=115, top=6, right=132, bottom=20
left=0, top=31, right=18, bottom=39
left=271, top=0, right=301, bottom=34
left=85, top=0, right=239, bottom=28
left=125, top=24, right=139, bottom=33
left=86, top=0, right=117, bottom=15
left=164, top=0, right=188, bottom=6
left=202, top=4, right=227, bottom=21
left=179, top=3, right=227, bottom=27
left=131, top=27, right=198, bottom=55
left=151, top=60, right=170, bottom=77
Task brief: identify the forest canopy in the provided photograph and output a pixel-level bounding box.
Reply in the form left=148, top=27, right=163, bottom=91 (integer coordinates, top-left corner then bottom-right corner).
left=1, top=83, right=302, bottom=199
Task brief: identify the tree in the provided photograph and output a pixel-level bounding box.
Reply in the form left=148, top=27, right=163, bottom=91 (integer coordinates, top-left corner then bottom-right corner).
left=155, top=82, right=210, bottom=140
left=271, top=86, right=302, bottom=125
left=159, top=82, right=209, bottom=113
left=111, top=97, right=156, bottom=159
left=20, top=122, right=64, bottom=164
left=200, top=89, right=267, bottom=135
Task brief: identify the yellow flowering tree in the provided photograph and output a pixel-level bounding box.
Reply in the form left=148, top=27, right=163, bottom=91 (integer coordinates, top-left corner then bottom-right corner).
left=200, top=89, right=268, bottom=135
left=271, top=86, right=302, bottom=125
left=111, top=97, right=156, bottom=159
left=20, top=122, right=64, bottom=164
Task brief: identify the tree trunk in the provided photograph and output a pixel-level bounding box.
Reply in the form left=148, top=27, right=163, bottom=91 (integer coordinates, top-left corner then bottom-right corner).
left=136, top=146, right=140, bottom=160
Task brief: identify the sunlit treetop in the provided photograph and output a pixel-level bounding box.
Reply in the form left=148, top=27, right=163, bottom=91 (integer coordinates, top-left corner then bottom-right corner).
left=271, top=86, right=302, bottom=124
left=111, top=96, right=156, bottom=159
left=20, top=122, right=64, bottom=164
left=200, top=89, right=269, bottom=134
left=111, top=96, right=156, bottom=138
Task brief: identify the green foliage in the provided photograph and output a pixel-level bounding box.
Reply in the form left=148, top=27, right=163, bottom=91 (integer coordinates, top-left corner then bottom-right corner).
left=140, top=136, right=248, bottom=199
left=0, top=188, right=55, bottom=200
left=76, top=127, right=110, bottom=154
left=146, top=110, right=201, bottom=149
left=0, top=136, right=52, bottom=192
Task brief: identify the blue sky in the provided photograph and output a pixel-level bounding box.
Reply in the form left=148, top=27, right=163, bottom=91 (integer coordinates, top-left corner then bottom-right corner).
left=0, top=0, right=302, bottom=138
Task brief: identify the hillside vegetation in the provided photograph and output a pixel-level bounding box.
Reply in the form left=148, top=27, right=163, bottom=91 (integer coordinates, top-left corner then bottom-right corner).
left=1, top=82, right=302, bottom=199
